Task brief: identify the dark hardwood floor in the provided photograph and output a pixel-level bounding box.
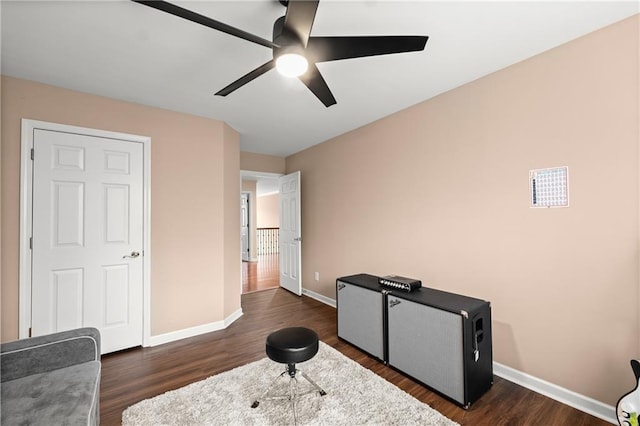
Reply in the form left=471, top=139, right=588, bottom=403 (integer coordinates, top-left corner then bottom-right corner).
left=242, top=254, right=280, bottom=294
left=100, top=288, right=608, bottom=425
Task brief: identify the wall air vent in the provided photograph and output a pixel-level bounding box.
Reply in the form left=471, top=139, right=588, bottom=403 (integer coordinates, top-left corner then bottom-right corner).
left=530, top=166, right=569, bottom=208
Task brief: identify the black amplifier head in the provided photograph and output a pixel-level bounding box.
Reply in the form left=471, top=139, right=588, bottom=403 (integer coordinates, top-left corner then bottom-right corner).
left=379, top=275, right=422, bottom=292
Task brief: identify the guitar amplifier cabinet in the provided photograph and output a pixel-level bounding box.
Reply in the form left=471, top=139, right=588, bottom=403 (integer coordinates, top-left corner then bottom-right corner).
left=336, top=274, right=385, bottom=361
left=386, top=288, right=493, bottom=408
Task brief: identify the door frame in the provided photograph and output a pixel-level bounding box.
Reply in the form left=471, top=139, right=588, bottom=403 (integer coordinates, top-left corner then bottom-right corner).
left=240, top=191, right=250, bottom=262
left=18, top=119, right=152, bottom=347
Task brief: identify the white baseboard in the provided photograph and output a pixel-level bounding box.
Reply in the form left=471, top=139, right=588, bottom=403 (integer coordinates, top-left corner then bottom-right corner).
left=302, top=288, right=336, bottom=308
left=224, top=308, right=244, bottom=327
left=148, top=308, right=243, bottom=347
left=493, top=362, right=616, bottom=424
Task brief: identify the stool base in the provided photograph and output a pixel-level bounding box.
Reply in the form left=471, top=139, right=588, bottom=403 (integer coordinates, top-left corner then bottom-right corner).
left=251, top=364, right=326, bottom=424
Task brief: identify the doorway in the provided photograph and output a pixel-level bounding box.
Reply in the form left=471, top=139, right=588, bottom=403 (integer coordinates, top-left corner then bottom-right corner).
left=19, top=119, right=151, bottom=354
left=240, top=171, right=281, bottom=294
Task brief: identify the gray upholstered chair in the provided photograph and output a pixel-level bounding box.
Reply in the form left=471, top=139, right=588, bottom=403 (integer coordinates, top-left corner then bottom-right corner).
left=1, top=327, right=101, bottom=426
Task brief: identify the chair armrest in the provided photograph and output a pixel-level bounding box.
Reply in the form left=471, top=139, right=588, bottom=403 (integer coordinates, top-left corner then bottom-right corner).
left=1, top=327, right=100, bottom=382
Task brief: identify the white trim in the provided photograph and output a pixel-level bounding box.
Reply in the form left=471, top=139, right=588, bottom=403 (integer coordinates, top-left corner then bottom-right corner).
left=240, top=170, right=284, bottom=180
left=19, top=120, right=33, bottom=338
left=493, top=362, right=616, bottom=424
left=19, top=119, right=152, bottom=350
left=142, top=139, right=152, bottom=347
left=148, top=308, right=243, bottom=347
left=302, top=288, right=336, bottom=308
left=241, top=191, right=251, bottom=262
left=239, top=173, right=244, bottom=295
left=224, top=308, right=244, bottom=327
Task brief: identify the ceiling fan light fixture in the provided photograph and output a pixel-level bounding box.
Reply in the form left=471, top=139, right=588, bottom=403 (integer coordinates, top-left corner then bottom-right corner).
left=276, top=52, right=308, bottom=78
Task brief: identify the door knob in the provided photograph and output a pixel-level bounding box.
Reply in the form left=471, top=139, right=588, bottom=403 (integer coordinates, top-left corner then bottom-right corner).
left=123, top=251, right=140, bottom=259
left=294, top=237, right=302, bottom=242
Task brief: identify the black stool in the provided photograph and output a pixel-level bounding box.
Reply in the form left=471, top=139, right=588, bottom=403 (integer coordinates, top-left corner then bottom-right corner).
left=251, top=327, right=326, bottom=422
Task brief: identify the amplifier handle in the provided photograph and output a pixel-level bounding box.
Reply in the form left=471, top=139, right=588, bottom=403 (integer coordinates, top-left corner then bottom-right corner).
left=472, top=315, right=484, bottom=362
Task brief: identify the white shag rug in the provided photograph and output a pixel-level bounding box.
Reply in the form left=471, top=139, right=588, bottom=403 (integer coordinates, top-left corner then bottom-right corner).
left=122, top=342, right=459, bottom=426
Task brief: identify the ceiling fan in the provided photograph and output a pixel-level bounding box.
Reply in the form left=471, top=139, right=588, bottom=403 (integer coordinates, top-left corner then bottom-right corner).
left=132, top=0, right=429, bottom=107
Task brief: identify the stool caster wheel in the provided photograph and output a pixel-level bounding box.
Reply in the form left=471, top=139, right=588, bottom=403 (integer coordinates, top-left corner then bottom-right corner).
left=251, top=400, right=260, bottom=408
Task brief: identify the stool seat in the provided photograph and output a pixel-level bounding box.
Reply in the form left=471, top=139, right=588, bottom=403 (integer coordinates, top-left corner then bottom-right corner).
left=266, top=327, right=319, bottom=365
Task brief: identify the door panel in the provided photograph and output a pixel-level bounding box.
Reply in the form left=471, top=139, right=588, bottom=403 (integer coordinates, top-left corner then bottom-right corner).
left=279, top=171, right=301, bottom=295
left=104, top=184, right=130, bottom=243
left=51, top=268, right=84, bottom=331
left=53, top=181, right=84, bottom=247
left=103, top=264, right=129, bottom=326
left=31, top=129, right=144, bottom=354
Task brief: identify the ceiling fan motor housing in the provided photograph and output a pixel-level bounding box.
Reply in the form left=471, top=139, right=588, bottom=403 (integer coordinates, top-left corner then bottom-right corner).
left=272, top=15, right=303, bottom=59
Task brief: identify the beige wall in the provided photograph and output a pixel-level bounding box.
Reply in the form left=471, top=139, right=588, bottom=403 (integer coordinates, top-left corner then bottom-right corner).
left=257, top=193, right=279, bottom=228
left=223, top=123, right=241, bottom=317
left=1, top=76, right=241, bottom=340
left=240, top=151, right=285, bottom=174
left=286, top=16, right=639, bottom=405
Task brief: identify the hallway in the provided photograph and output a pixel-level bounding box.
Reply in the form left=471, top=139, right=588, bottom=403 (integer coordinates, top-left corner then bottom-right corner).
left=242, top=254, right=279, bottom=294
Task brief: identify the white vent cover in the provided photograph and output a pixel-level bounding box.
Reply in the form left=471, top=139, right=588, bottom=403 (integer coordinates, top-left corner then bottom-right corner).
left=529, top=166, right=569, bottom=208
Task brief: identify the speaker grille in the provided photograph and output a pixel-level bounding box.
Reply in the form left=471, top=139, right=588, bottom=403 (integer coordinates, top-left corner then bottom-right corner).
left=387, top=296, right=464, bottom=404
left=337, top=281, right=384, bottom=359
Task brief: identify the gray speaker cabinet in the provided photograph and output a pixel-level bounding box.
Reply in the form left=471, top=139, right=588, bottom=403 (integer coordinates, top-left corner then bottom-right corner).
left=336, top=274, right=493, bottom=408
left=336, top=274, right=385, bottom=361
left=387, top=288, right=493, bottom=408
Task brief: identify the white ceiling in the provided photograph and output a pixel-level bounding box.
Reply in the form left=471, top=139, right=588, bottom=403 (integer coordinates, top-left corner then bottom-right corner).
left=2, top=1, right=638, bottom=157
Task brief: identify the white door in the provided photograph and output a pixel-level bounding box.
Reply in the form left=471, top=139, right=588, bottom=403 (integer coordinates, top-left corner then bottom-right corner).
left=279, top=171, right=302, bottom=295
left=241, top=193, right=250, bottom=261
left=31, top=129, right=144, bottom=354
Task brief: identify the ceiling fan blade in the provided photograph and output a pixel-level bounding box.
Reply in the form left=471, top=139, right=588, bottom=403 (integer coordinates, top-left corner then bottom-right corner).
left=298, top=63, right=336, bottom=107
left=283, top=0, right=319, bottom=47
left=306, top=35, right=428, bottom=62
left=215, top=60, right=275, bottom=97
left=131, top=0, right=278, bottom=49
